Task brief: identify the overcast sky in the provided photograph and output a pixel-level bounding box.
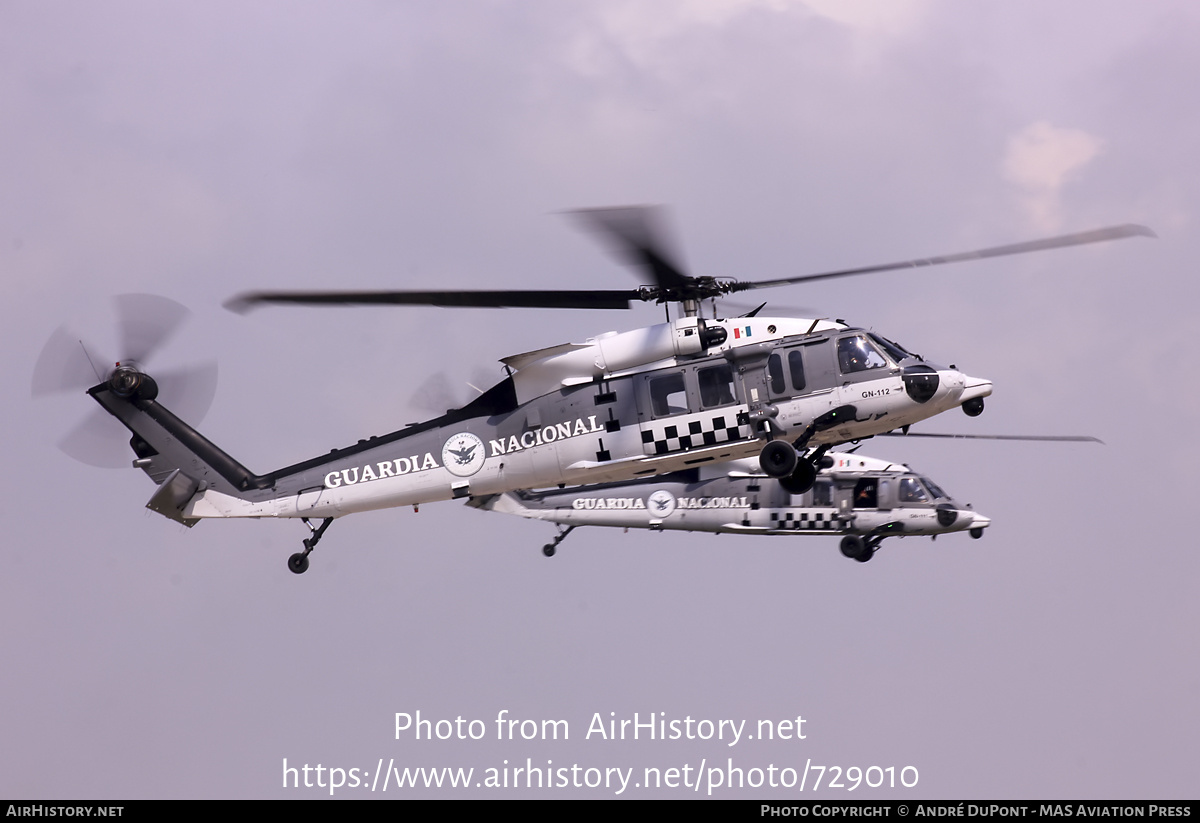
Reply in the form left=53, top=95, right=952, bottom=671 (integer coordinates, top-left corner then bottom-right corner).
left=3, top=0, right=1197, bottom=799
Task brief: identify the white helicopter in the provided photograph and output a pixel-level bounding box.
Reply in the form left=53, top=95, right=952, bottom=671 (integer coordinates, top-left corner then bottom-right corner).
left=33, top=208, right=1151, bottom=573
left=470, top=451, right=988, bottom=562
left=470, top=432, right=1100, bottom=562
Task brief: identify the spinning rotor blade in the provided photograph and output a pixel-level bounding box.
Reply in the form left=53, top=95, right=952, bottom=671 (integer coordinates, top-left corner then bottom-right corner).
left=33, top=294, right=219, bottom=468
left=227, top=206, right=695, bottom=313
left=154, top=361, right=219, bottom=423
left=881, top=431, right=1104, bottom=444
left=409, top=366, right=499, bottom=414
left=567, top=206, right=692, bottom=291
left=226, top=288, right=640, bottom=313
left=114, top=293, right=189, bottom=363
left=32, top=294, right=194, bottom=397
left=225, top=210, right=1155, bottom=314
left=54, top=364, right=219, bottom=469
left=410, top=371, right=460, bottom=415
left=733, top=224, right=1156, bottom=293
left=31, top=325, right=104, bottom=396
left=59, top=407, right=136, bottom=469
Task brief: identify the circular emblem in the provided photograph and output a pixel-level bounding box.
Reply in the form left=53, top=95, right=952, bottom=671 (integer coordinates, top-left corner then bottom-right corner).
left=647, top=489, right=676, bottom=518
left=442, top=432, right=486, bottom=477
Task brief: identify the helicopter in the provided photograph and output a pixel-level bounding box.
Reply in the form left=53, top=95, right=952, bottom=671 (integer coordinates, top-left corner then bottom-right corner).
left=469, top=431, right=1101, bottom=562
left=34, top=207, right=1152, bottom=574
left=469, top=451, right=992, bottom=562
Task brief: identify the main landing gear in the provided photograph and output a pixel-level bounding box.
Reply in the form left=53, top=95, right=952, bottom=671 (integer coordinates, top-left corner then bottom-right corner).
left=759, top=434, right=833, bottom=496
left=760, top=406, right=857, bottom=493
left=288, top=517, right=333, bottom=574
left=542, top=525, right=576, bottom=557
left=840, top=534, right=882, bottom=563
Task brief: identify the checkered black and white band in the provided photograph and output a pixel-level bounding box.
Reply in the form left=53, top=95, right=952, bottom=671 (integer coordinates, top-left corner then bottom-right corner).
left=770, top=510, right=838, bottom=531
left=640, top=410, right=753, bottom=456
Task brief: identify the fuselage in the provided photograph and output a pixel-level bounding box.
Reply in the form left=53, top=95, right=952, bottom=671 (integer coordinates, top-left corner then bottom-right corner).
left=471, top=454, right=991, bottom=541
left=96, top=314, right=991, bottom=523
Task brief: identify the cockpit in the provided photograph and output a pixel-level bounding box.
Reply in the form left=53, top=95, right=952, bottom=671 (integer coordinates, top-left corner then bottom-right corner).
left=836, top=333, right=919, bottom=374
left=837, top=335, right=890, bottom=373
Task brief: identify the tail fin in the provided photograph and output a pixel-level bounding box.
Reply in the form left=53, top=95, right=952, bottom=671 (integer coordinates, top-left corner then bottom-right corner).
left=89, top=375, right=272, bottom=524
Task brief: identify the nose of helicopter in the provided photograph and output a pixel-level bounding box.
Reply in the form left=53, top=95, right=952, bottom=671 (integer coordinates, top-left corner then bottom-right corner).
left=937, top=368, right=992, bottom=416
left=957, top=372, right=992, bottom=417
left=965, top=510, right=991, bottom=539
left=957, top=372, right=993, bottom=401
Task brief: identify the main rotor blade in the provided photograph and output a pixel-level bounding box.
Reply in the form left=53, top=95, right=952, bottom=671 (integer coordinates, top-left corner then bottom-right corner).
left=734, top=224, right=1156, bottom=292
left=568, top=205, right=693, bottom=291
left=226, top=288, right=639, bottom=313
left=881, top=431, right=1104, bottom=444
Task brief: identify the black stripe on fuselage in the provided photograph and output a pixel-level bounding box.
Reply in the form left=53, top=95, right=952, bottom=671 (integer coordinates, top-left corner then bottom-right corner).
left=91, top=376, right=519, bottom=493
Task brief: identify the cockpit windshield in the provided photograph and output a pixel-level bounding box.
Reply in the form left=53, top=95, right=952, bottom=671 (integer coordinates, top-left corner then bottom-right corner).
left=920, top=476, right=949, bottom=500
left=837, top=335, right=890, bottom=373
left=869, top=333, right=912, bottom=363
left=897, top=477, right=930, bottom=503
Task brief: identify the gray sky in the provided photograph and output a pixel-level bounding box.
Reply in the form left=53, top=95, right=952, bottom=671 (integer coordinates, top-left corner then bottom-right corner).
left=3, top=0, right=1197, bottom=799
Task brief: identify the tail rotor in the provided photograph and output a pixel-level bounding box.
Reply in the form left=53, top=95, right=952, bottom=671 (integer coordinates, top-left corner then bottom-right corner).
left=32, top=294, right=218, bottom=468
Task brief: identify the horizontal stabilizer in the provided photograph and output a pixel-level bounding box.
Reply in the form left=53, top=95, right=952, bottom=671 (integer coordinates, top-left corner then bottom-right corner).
left=145, top=468, right=201, bottom=527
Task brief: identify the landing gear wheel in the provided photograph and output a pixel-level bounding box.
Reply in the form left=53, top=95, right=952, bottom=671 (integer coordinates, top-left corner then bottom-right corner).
left=856, top=536, right=883, bottom=563
left=288, top=517, right=332, bottom=575
left=540, top=525, right=575, bottom=558
left=779, top=460, right=816, bottom=494
left=840, top=535, right=868, bottom=561
left=759, top=440, right=798, bottom=478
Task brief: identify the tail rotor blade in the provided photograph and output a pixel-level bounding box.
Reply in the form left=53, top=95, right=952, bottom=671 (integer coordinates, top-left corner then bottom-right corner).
left=36, top=294, right=219, bottom=469
left=58, top=407, right=134, bottom=468
left=115, top=294, right=189, bottom=363
left=31, top=325, right=106, bottom=397
left=153, top=361, right=219, bottom=425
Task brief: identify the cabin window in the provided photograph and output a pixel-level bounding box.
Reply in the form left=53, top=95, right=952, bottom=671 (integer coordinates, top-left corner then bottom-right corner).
left=811, top=479, right=833, bottom=507
left=853, top=478, right=878, bottom=508
left=697, top=364, right=736, bottom=408
left=787, top=349, right=807, bottom=391
left=768, top=349, right=807, bottom=396
left=768, top=354, right=786, bottom=395
left=649, top=372, right=687, bottom=417
left=837, top=335, right=889, bottom=374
